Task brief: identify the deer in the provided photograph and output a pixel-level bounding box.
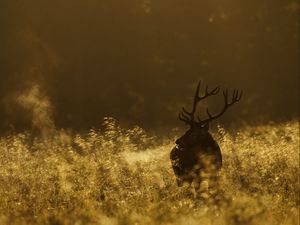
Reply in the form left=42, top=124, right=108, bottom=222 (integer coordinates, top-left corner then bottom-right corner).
left=170, top=81, right=242, bottom=192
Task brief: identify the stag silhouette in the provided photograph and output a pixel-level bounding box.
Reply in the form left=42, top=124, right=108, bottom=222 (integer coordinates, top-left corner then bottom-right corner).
left=170, top=81, right=242, bottom=191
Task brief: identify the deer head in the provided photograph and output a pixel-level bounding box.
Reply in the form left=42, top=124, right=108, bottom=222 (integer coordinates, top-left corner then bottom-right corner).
left=176, top=81, right=242, bottom=148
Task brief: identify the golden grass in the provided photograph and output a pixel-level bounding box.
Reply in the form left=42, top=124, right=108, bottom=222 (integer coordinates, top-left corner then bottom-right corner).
left=0, top=118, right=299, bottom=225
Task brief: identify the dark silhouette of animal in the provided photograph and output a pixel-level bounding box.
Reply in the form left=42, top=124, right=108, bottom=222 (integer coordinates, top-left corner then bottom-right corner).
left=170, top=81, right=242, bottom=191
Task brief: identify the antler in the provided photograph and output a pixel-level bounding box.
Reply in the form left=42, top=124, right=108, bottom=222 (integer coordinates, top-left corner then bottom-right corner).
left=200, top=89, right=243, bottom=125
left=179, top=81, right=220, bottom=125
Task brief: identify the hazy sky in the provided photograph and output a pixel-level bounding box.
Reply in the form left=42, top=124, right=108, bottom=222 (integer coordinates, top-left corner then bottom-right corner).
left=0, top=0, right=299, bottom=132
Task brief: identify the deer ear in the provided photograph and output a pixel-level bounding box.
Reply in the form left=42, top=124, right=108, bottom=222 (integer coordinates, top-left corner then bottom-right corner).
left=203, top=123, right=209, bottom=131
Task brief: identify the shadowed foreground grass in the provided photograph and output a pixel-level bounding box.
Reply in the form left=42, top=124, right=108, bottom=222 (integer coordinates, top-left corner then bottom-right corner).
left=0, top=118, right=299, bottom=225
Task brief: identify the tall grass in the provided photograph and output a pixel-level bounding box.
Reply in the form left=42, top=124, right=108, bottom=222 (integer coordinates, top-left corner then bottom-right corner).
left=0, top=118, right=299, bottom=225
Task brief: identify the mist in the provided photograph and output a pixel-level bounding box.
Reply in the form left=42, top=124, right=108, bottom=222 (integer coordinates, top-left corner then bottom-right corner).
left=0, top=0, right=299, bottom=133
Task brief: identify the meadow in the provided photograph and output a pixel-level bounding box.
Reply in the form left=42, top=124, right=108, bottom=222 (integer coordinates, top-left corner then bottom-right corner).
left=0, top=117, right=299, bottom=225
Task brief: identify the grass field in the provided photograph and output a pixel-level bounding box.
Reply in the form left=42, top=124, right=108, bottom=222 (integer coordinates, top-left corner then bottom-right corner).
left=0, top=118, right=299, bottom=225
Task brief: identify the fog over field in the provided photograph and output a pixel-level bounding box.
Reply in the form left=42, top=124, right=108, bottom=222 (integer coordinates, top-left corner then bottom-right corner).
left=0, top=1, right=299, bottom=132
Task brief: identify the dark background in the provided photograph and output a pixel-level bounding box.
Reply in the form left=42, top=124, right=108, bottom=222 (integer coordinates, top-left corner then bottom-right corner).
left=0, top=0, right=299, bottom=132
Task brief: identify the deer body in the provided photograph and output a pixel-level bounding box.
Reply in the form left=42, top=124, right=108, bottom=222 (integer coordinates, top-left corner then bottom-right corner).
left=171, top=130, right=222, bottom=187
left=170, top=81, right=242, bottom=190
